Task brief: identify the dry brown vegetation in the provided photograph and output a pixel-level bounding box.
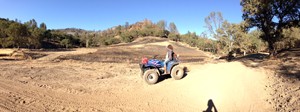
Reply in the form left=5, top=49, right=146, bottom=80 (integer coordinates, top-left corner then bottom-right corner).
left=58, top=37, right=209, bottom=63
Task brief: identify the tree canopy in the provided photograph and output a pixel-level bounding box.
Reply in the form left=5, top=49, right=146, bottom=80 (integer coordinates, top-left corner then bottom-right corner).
left=241, top=0, right=300, bottom=55
left=169, top=22, right=179, bottom=34
left=205, top=11, right=224, bottom=39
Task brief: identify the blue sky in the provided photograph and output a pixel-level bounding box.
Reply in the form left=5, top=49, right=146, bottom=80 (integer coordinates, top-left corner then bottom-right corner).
left=0, top=0, right=243, bottom=35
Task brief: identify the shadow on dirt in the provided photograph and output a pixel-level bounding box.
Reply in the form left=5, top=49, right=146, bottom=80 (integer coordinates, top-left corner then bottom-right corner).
left=203, top=99, right=218, bottom=112
left=27, top=52, right=48, bottom=59
left=157, top=75, right=172, bottom=83
left=278, top=65, right=300, bottom=80
left=231, top=53, right=269, bottom=68
left=0, top=52, right=48, bottom=61
left=31, top=48, right=75, bottom=52
left=156, top=66, right=189, bottom=84
left=216, top=53, right=269, bottom=68
left=276, top=48, right=300, bottom=80
left=231, top=48, right=300, bottom=80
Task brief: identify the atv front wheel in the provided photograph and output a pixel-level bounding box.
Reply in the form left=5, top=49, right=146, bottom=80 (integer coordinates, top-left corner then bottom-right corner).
left=171, top=65, right=184, bottom=80
left=143, top=69, right=159, bottom=85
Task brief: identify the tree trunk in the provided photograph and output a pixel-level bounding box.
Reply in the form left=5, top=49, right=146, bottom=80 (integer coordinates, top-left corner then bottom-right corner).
left=86, top=39, right=89, bottom=48
left=268, top=41, right=276, bottom=57
left=229, top=42, right=233, bottom=52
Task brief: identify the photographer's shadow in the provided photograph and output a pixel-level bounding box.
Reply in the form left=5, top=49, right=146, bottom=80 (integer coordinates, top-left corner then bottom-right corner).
left=203, top=99, right=218, bottom=112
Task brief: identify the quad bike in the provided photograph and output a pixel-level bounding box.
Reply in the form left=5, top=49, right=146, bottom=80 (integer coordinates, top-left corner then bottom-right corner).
left=139, top=56, right=184, bottom=85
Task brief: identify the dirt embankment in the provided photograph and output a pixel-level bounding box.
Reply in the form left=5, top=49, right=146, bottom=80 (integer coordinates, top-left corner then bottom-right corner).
left=229, top=48, right=300, bottom=112
left=0, top=37, right=299, bottom=111
left=261, top=48, right=300, bottom=112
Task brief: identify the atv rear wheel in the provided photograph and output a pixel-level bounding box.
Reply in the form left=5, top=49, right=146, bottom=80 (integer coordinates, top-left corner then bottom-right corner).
left=139, top=69, right=143, bottom=78
left=143, top=69, right=159, bottom=85
left=171, top=65, right=184, bottom=80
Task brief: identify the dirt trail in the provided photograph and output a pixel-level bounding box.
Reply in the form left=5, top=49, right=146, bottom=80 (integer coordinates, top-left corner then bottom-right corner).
left=0, top=38, right=278, bottom=111
left=182, top=62, right=272, bottom=111
left=104, top=61, right=273, bottom=112
left=0, top=61, right=274, bottom=111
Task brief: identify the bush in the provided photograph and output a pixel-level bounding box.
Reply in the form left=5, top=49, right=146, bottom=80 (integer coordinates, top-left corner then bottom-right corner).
left=60, top=38, right=71, bottom=48
left=107, top=38, right=121, bottom=45
left=99, top=37, right=121, bottom=46
left=120, top=31, right=137, bottom=43
left=275, top=27, right=300, bottom=50
left=168, top=33, right=180, bottom=41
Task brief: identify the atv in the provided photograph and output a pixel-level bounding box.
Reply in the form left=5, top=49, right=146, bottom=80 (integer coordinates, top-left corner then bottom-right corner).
left=139, top=57, right=184, bottom=85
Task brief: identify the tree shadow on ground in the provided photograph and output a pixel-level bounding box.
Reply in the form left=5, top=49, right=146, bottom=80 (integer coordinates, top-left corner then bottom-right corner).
left=233, top=48, right=300, bottom=80
left=230, top=53, right=269, bottom=68
left=31, top=48, right=75, bottom=52
left=27, top=52, right=48, bottom=59
left=275, top=48, right=300, bottom=80
left=0, top=52, right=48, bottom=61
left=234, top=53, right=268, bottom=62
left=277, top=62, right=300, bottom=80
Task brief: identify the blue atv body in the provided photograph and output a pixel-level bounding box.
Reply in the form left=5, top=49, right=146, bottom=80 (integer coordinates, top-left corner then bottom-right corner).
left=142, top=59, right=179, bottom=73
left=139, top=59, right=184, bottom=85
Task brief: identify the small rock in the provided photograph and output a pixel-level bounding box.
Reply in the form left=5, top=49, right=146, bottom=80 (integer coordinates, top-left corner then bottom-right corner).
left=289, top=97, right=297, bottom=104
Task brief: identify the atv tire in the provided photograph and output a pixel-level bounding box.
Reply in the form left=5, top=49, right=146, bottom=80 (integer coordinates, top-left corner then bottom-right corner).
left=171, top=65, right=184, bottom=80
left=143, top=69, right=159, bottom=85
left=139, top=69, right=144, bottom=78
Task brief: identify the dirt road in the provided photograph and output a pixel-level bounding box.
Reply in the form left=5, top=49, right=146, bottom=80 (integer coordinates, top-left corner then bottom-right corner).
left=0, top=37, right=287, bottom=111
left=0, top=61, right=273, bottom=112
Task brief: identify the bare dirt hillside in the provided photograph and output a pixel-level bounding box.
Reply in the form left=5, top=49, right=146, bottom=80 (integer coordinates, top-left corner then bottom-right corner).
left=0, top=37, right=298, bottom=111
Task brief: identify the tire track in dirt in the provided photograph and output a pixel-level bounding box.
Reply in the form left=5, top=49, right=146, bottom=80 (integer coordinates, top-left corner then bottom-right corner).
left=0, top=78, right=114, bottom=111
left=0, top=59, right=275, bottom=111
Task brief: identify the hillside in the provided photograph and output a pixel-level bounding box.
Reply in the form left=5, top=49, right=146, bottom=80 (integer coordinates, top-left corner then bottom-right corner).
left=58, top=37, right=209, bottom=63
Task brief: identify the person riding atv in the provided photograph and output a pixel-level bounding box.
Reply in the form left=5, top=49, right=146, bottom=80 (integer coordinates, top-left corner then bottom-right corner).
left=164, top=44, right=177, bottom=74
left=139, top=44, right=184, bottom=85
